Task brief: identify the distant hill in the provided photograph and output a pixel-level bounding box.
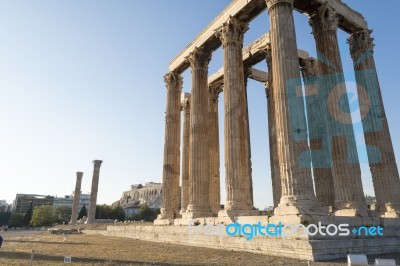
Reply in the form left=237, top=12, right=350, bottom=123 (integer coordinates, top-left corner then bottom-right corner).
left=116, top=182, right=162, bottom=209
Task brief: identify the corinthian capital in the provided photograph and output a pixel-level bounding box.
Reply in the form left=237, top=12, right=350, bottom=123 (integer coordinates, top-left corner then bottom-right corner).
left=347, top=29, right=374, bottom=60
left=309, top=3, right=339, bottom=35
left=216, top=16, right=248, bottom=47
left=300, top=58, right=320, bottom=77
left=209, top=83, right=222, bottom=112
left=265, top=0, right=294, bottom=11
left=164, top=72, right=183, bottom=92
left=187, top=47, right=212, bottom=71
left=181, top=92, right=191, bottom=113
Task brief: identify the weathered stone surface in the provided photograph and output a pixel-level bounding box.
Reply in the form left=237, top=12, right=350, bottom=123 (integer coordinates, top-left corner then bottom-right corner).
left=70, top=172, right=83, bottom=225
left=85, top=225, right=400, bottom=262
left=216, top=16, right=254, bottom=215
left=157, top=72, right=182, bottom=223
left=208, top=84, right=222, bottom=216
left=266, top=0, right=325, bottom=222
left=184, top=47, right=212, bottom=219
left=348, top=29, right=400, bottom=217
left=180, top=93, right=191, bottom=214
left=86, top=160, right=102, bottom=224
left=300, top=58, right=335, bottom=208
left=309, top=4, right=367, bottom=216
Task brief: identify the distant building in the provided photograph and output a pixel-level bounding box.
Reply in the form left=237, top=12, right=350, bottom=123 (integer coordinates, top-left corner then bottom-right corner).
left=0, top=200, right=11, bottom=213
left=12, top=193, right=91, bottom=214
left=12, top=194, right=54, bottom=214
left=53, top=193, right=90, bottom=209
left=53, top=195, right=73, bottom=208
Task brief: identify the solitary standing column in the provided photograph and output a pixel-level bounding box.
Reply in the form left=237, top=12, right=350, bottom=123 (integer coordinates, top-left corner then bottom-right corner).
left=264, top=48, right=281, bottom=208
left=209, top=83, right=222, bottom=216
left=300, top=58, right=335, bottom=208
left=157, top=72, right=182, bottom=223
left=184, top=47, right=212, bottom=218
left=70, top=172, right=83, bottom=225
left=86, top=160, right=102, bottom=224
left=309, top=4, right=367, bottom=216
left=266, top=0, right=324, bottom=223
left=348, top=29, right=400, bottom=217
left=216, top=16, right=256, bottom=217
left=180, top=92, right=191, bottom=214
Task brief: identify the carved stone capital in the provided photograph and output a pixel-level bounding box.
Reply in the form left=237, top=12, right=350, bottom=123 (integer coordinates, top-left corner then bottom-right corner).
left=348, top=29, right=374, bottom=60
left=187, top=47, right=212, bottom=71
left=209, top=83, right=222, bottom=111
left=266, top=0, right=294, bottom=11
left=92, top=160, right=103, bottom=168
left=309, top=3, right=339, bottom=35
left=164, top=72, right=183, bottom=93
left=264, top=47, right=272, bottom=68
left=181, top=93, right=191, bottom=113
left=300, top=58, right=320, bottom=77
left=216, top=16, right=248, bottom=47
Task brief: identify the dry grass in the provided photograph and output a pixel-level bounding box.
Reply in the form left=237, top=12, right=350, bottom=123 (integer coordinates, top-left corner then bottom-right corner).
left=0, top=229, right=384, bottom=266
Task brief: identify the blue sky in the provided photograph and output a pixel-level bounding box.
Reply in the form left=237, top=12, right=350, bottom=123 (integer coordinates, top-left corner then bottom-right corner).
left=0, top=1, right=399, bottom=209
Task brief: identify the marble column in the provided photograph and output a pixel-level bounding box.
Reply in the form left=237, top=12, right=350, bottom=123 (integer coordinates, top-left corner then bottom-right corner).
left=216, top=16, right=256, bottom=216
left=348, top=29, right=400, bottom=217
left=158, top=72, right=182, bottom=221
left=209, top=83, right=222, bottom=216
left=184, top=47, right=212, bottom=218
left=264, top=48, right=281, bottom=208
left=309, top=3, right=367, bottom=216
left=180, top=92, right=191, bottom=214
left=243, top=68, right=254, bottom=208
left=70, top=171, right=83, bottom=225
left=266, top=0, right=322, bottom=222
left=300, top=58, right=335, bottom=208
left=86, top=160, right=102, bottom=224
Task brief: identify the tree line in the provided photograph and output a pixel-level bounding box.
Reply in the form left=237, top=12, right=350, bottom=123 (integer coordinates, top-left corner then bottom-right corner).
left=4, top=203, right=159, bottom=227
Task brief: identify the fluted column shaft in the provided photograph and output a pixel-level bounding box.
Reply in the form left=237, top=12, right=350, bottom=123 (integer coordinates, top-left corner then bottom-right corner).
left=266, top=0, right=316, bottom=208
left=209, top=84, right=222, bottom=216
left=185, top=47, right=212, bottom=218
left=180, top=93, right=191, bottom=213
left=87, top=160, right=102, bottom=224
left=160, top=72, right=182, bottom=220
left=300, top=58, right=335, bottom=207
left=309, top=4, right=366, bottom=214
left=217, top=16, right=254, bottom=213
left=348, top=29, right=400, bottom=214
left=265, top=48, right=281, bottom=208
left=70, top=172, right=83, bottom=225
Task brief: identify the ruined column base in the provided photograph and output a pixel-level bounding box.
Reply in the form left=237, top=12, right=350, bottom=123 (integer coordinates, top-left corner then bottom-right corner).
left=182, top=205, right=212, bottom=219
left=154, top=208, right=175, bottom=225
left=269, top=197, right=330, bottom=225
left=378, top=203, right=400, bottom=219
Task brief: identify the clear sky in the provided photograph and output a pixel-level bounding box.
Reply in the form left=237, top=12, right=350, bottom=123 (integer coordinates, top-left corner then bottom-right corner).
left=0, top=1, right=399, bottom=209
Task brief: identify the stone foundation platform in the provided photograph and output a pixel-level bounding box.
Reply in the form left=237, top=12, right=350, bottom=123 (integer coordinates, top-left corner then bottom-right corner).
left=84, top=224, right=400, bottom=262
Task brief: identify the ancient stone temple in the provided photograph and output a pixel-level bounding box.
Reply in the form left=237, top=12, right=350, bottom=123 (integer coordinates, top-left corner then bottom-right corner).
left=151, top=0, right=400, bottom=260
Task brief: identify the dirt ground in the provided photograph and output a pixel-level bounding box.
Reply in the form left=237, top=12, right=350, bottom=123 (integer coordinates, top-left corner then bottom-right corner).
left=0, top=229, right=398, bottom=265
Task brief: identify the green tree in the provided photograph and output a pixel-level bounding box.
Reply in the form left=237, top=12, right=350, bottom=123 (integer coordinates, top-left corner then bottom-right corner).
left=129, top=205, right=159, bottom=222
left=54, top=205, right=72, bottom=224
left=22, top=202, right=33, bottom=226
left=30, top=206, right=56, bottom=227
left=78, top=205, right=87, bottom=220
left=95, top=204, right=125, bottom=221
left=8, top=213, right=24, bottom=228
left=140, top=204, right=158, bottom=221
